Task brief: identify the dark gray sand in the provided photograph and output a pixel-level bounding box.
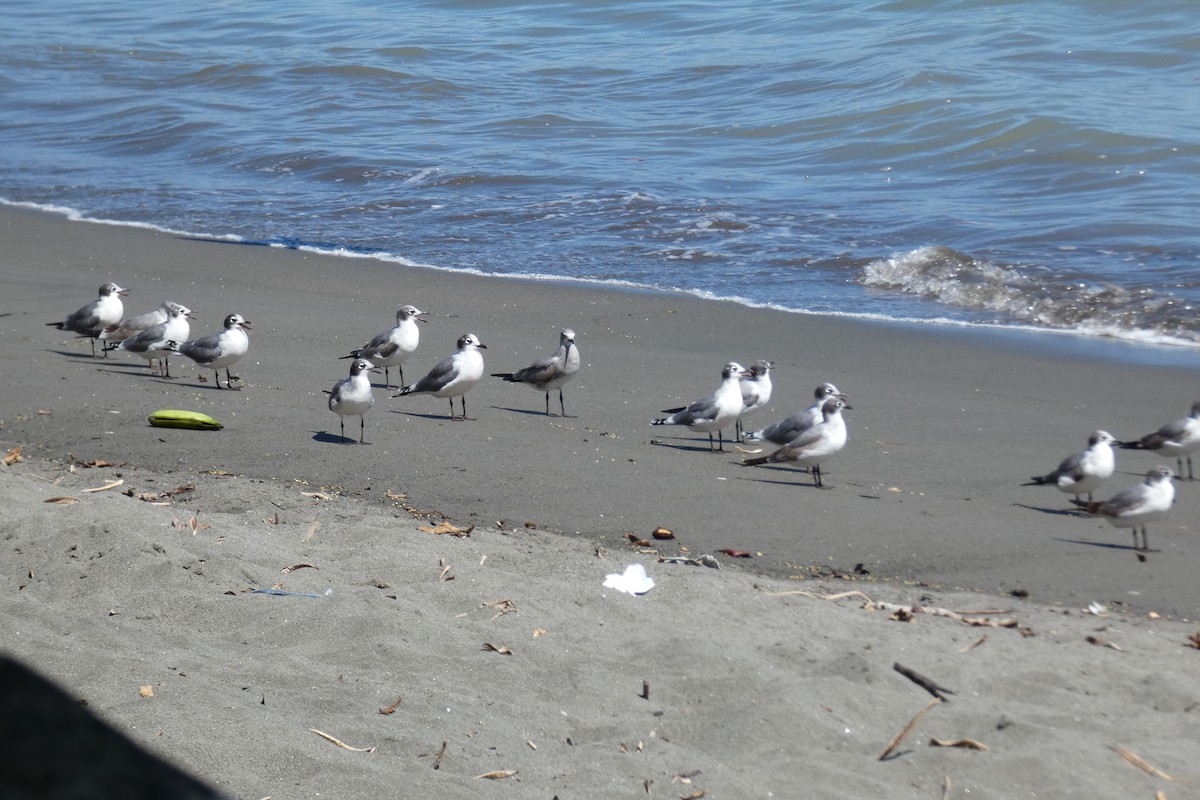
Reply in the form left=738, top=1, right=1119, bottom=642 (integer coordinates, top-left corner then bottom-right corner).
left=3, top=205, right=1199, bottom=798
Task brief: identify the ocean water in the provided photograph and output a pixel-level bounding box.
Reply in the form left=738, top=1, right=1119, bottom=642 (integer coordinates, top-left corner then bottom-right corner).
left=3, top=0, right=1198, bottom=346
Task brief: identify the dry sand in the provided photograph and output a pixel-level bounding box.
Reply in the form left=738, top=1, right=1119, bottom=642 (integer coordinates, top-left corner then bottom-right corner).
left=2, top=204, right=1200, bottom=798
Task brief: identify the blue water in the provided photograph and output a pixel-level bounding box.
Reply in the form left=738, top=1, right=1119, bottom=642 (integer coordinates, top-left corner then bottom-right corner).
left=3, top=0, right=1199, bottom=345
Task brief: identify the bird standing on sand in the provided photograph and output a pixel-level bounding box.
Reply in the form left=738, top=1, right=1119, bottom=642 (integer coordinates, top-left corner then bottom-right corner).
left=492, top=328, right=580, bottom=416
left=95, top=300, right=173, bottom=349
left=1023, top=430, right=1117, bottom=504
left=342, top=304, right=426, bottom=389
left=106, top=302, right=195, bottom=378
left=393, top=333, right=488, bottom=420
left=744, top=382, right=849, bottom=446
left=652, top=362, right=751, bottom=452
left=1119, top=401, right=1200, bottom=480
left=736, top=359, right=773, bottom=440
left=327, top=358, right=379, bottom=444
left=47, top=282, right=128, bottom=357
left=1073, top=465, right=1176, bottom=552
left=742, top=397, right=851, bottom=487
left=173, top=313, right=252, bottom=389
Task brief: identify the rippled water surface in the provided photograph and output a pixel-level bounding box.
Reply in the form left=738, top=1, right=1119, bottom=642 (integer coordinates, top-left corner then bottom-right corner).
left=3, top=0, right=1198, bottom=344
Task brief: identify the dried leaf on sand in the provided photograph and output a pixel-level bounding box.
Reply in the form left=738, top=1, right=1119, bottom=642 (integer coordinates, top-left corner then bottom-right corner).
left=418, top=520, right=473, bottom=537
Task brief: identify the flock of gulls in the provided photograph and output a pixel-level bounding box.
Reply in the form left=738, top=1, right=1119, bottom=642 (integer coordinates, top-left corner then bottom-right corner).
left=48, top=282, right=1199, bottom=553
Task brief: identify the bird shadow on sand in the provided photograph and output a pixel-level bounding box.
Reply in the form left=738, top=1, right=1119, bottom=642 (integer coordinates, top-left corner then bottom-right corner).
left=1051, top=536, right=1156, bottom=554
left=311, top=430, right=371, bottom=445
left=1012, top=502, right=1091, bottom=519
left=50, top=349, right=107, bottom=360
left=387, top=409, right=467, bottom=421
left=490, top=405, right=571, bottom=418
left=648, top=437, right=739, bottom=454
left=735, top=473, right=828, bottom=489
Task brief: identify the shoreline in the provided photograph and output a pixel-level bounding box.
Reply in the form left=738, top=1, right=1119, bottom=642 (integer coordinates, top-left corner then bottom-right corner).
left=7, top=198, right=1200, bottom=361
left=2, top=202, right=1198, bottom=617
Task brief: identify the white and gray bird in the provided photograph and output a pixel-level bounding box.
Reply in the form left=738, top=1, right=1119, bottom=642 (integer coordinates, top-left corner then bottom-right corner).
left=735, top=359, right=773, bottom=440
left=744, top=382, right=849, bottom=446
left=392, top=333, right=488, bottom=420
left=342, top=304, right=426, bottom=389
left=1120, top=401, right=1200, bottom=480
left=1074, top=465, right=1176, bottom=552
left=492, top=328, right=581, bottom=416
left=173, top=313, right=252, bottom=389
left=652, top=362, right=751, bottom=452
left=47, top=281, right=128, bottom=356
left=107, top=301, right=195, bottom=378
left=326, top=358, right=379, bottom=444
left=95, top=301, right=173, bottom=349
left=1023, top=430, right=1118, bottom=504
left=741, top=397, right=851, bottom=487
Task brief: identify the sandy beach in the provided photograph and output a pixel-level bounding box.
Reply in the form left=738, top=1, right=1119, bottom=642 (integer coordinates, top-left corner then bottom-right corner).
left=3, top=204, right=1200, bottom=798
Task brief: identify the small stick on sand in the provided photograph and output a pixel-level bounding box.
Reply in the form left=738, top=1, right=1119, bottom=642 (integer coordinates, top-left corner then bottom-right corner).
left=878, top=697, right=941, bottom=760
left=959, top=635, right=987, bottom=653
left=84, top=478, right=124, bottom=493
left=1111, top=745, right=1182, bottom=782
left=894, top=662, right=954, bottom=701
left=308, top=728, right=375, bottom=753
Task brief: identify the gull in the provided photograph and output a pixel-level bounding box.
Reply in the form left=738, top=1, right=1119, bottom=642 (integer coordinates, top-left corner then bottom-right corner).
left=95, top=301, right=173, bottom=349
left=736, top=359, right=773, bottom=440
left=46, top=282, right=128, bottom=357
left=1119, top=401, right=1200, bottom=480
left=744, top=382, right=849, bottom=446
left=652, top=362, right=751, bottom=452
left=1022, top=430, right=1117, bottom=504
left=393, top=333, right=488, bottom=420
left=173, top=313, right=252, bottom=389
left=741, top=397, right=851, bottom=487
left=491, top=328, right=580, bottom=416
left=326, top=358, right=379, bottom=444
left=1073, top=465, right=1176, bottom=551
left=342, top=304, right=426, bottom=389
left=106, top=302, right=195, bottom=378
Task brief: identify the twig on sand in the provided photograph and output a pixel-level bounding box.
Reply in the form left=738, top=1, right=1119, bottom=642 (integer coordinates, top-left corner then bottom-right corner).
left=893, top=662, right=954, bottom=701
left=308, top=728, right=375, bottom=753
left=1111, top=745, right=1185, bottom=783
left=84, top=478, right=124, bottom=493
left=879, top=697, right=941, bottom=760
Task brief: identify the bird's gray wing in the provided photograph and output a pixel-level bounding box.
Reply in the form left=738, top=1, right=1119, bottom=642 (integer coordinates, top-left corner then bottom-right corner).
left=64, top=301, right=102, bottom=332
left=1145, top=419, right=1189, bottom=448
left=1049, top=450, right=1087, bottom=482
left=512, top=356, right=559, bottom=386
left=1099, top=486, right=1149, bottom=516
left=179, top=333, right=223, bottom=364
left=411, top=355, right=459, bottom=393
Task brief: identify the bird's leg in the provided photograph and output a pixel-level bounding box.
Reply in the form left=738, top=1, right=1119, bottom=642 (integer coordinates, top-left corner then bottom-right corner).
left=813, top=465, right=823, bottom=488
left=339, top=418, right=346, bottom=441
left=558, top=389, right=567, bottom=417
left=359, top=415, right=366, bottom=445
left=544, top=391, right=551, bottom=416
left=226, top=368, right=242, bottom=388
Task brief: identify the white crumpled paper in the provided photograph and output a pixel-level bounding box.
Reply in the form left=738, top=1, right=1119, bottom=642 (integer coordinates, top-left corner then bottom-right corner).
left=603, top=563, right=655, bottom=596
